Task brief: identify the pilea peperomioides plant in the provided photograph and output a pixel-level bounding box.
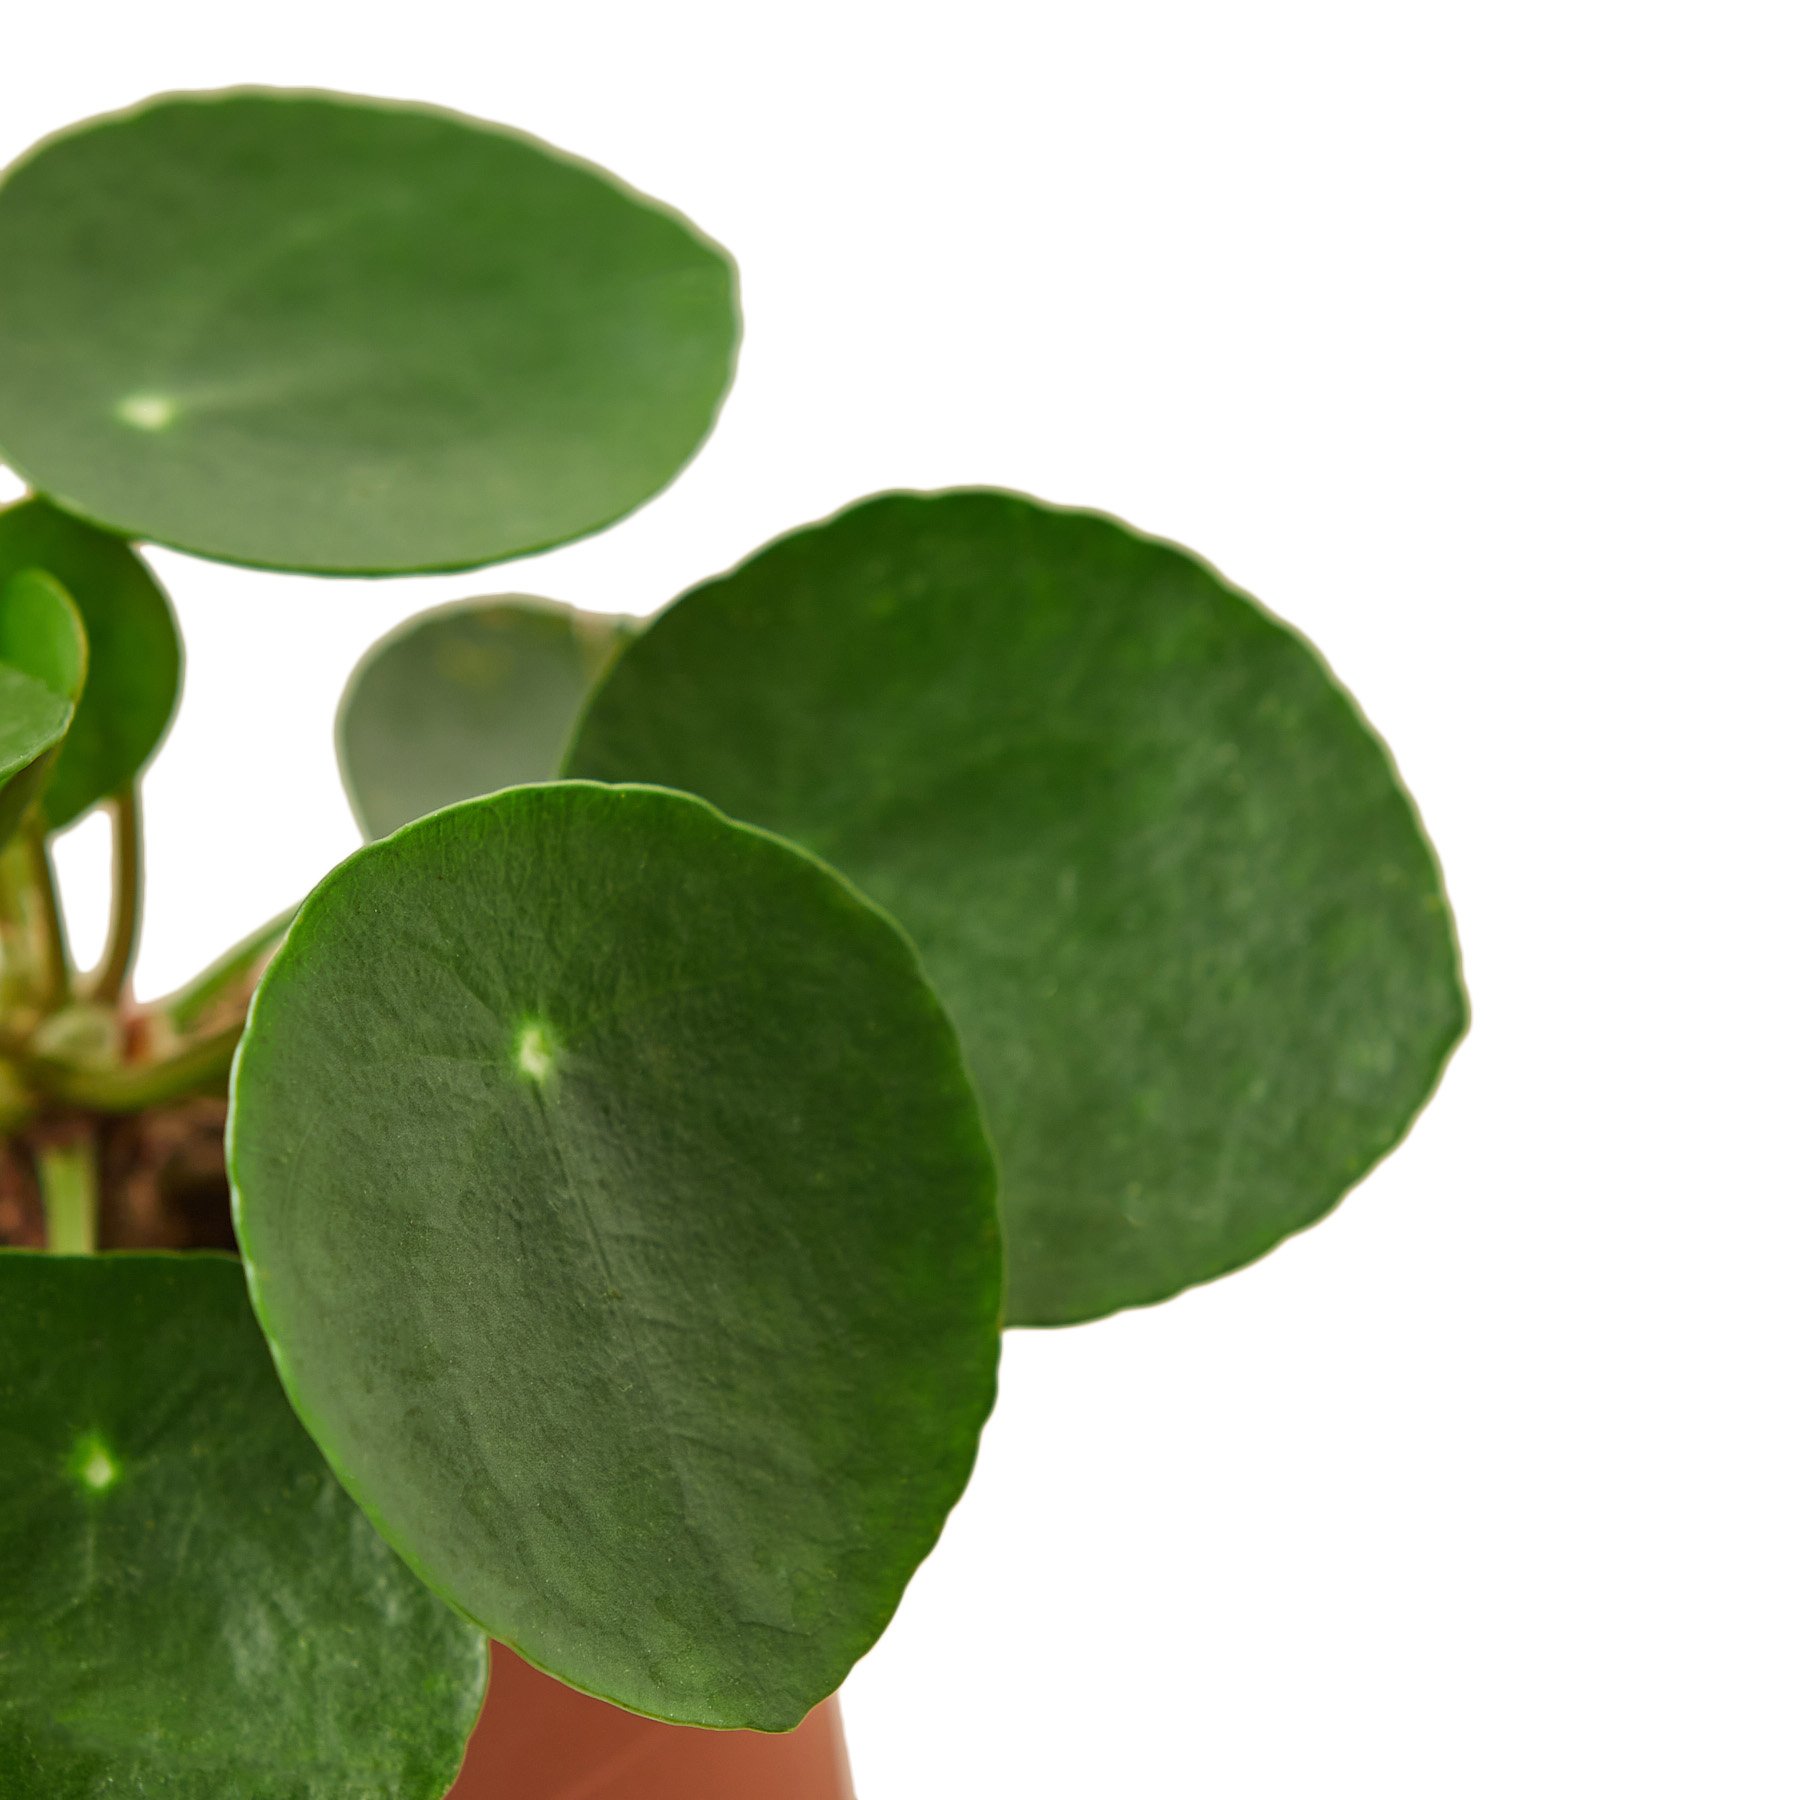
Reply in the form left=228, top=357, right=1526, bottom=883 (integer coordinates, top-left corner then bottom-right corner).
left=0, top=88, right=1467, bottom=1796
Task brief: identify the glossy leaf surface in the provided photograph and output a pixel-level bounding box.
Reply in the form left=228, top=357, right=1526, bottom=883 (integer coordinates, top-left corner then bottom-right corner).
left=0, top=91, right=739, bottom=574
left=339, top=597, right=631, bottom=839
left=566, top=491, right=1467, bottom=1325
left=0, top=499, right=181, bottom=828
left=0, top=1251, right=486, bottom=1798
left=230, top=783, right=1001, bottom=1728
left=0, top=570, right=84, bottom=845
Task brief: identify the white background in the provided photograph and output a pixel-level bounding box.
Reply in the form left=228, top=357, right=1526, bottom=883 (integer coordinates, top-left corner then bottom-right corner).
left=7, top=4, right=1797, bottom=1793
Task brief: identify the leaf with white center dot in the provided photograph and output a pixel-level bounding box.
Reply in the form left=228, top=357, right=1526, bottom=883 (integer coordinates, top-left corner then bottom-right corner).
left=0, top=1251, right=486, bottom=1798
left=0, top=90, right=739, bottom=574
left=338, top=596, right=632, bottom=840
left=228, top=781, right=1002, bottom=1730
left=565, top=489, right=1468, bottom=1325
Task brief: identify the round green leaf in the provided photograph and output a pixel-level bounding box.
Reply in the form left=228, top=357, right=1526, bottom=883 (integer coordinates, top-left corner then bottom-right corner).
left=0, top=663, right=70, bottom=785
left=565, top=490, right=1468, bottom=1326
left=0, top=568, right=87, bottom=703
left=339, top=597, right=632, bottom=840
left=229, top=783, right=1001, bottom=1729
left=0, top=569, right=84, bottom=846
left=0, top=1251, right=486, bottom=1798
left=0, top=91, right=740, bottom=575
left=0, top=499, right=181, bottom=829
left=0, top=665, right=72, bottom=849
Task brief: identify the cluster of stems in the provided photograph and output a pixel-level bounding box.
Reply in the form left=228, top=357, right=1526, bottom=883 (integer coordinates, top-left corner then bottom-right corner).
left=0, top=791, right=277, bottom=1253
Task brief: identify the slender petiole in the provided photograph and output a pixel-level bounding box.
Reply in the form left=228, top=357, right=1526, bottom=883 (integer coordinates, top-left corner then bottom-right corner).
left=89, top=787, right=143, bottom=1006
left=23, top=822, right=71, bottom=1010
left=32, top=1017, right=245, bottom=1114
left=154, top=903, right=297, bottom=1035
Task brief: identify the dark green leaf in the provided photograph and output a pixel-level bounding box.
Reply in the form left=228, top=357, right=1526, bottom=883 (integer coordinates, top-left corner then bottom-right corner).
left=339, top=597, right=631, bottom=839
left=0, top=1251, right=486, bottom=1797
left=0, top=91, right=740, bottom=575
left=0, top=569, right=84, bottom=846
left=0, top=499, right=181, bottom=829
left=229, top=783, right=1000, bottom=1730
left=565, top=490, right=1468, bottom=1325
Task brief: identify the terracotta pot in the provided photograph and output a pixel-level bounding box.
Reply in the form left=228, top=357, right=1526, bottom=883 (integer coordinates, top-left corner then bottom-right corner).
left=446, top=1643, right=856, bottom=1799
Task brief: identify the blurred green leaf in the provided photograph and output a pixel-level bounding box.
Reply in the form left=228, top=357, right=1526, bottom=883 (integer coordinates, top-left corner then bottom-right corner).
left=0, top=90, right=740, bottom=574
left=0, top=568, right=84, bottom=846
left=339, top=597, right=631, bottom=839
left=0, top=499, right=180, bottom=830
left=0, top=567, right=87, bottom=702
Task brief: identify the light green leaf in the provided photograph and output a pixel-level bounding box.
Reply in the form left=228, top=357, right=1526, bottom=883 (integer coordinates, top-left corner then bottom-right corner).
left=0, top=667, right=71, bottom=849
left=565, top=490, right=1468, bottom=1325
left=0, top=90, right=740, bottom=575
left=339, top=597, right=631, bottom=839
left=0, top=568, right=87, bottom=703
left=0, top=499, right=181, bottom=829
left=0, top=569, right=85, bottom=846
left=0, top=664, right=68, bottom=784
left=229, top=783, right=1001, bottom=1730
left=0, top=1251, right=486, bottom=1798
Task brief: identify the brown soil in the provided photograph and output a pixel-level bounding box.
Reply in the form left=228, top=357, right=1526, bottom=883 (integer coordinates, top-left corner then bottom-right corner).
left=0, top=1097, right=236, bottom=1251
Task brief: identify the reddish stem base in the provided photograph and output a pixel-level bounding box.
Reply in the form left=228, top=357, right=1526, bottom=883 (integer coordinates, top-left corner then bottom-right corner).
left=447, top=1644, right=856, bottom=1800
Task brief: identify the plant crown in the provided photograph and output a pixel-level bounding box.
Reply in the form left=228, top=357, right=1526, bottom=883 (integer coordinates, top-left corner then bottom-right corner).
left=0, top=88, right=1465, bottom=1790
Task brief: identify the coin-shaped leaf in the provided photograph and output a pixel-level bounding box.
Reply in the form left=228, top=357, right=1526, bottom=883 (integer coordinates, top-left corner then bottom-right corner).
left=0, top=1251, right=486, bottom=1798
left=229, top=783, right=1001, bottom=1729
left=0, top=662, right=69, bottom=848
left=0, top=91, right=739, bottom=574
left=339, top=597, right=631, bottom=839
left=0, top=499, right=181, bottom=829
left=0, top=668, right=70, bottom=791
left=565, top=490, right=1468, bottom=1325
left=0, top=568, right=85, bottom=846
left=0, top=568, right=87, bottom=702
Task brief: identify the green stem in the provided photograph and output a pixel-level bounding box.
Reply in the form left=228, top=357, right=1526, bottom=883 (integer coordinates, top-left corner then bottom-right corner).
left=32, top=1017, right=245, bottom=1113
left=0, top=841, right=30, bottom=1012
left=89, top=787, right=143, bottom=1005
left=0, top=1058, right=33, bottom=1134
left=23, top=823, right=70, bottom=1008
left=36, top=1133, right=99, bottom=1255
left=158, top=903, right=297, bottom=1033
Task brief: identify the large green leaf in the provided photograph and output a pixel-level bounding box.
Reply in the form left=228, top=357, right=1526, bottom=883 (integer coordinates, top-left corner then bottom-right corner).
left=0, top=90, right=740, bottom=575
left=229, top=783, right=1001, bottom=1729
left=339, top=597, right=631, bottom=840
left=565, top=490, right=1468, bottom=1326
left=0, top=499, right=181, bottom=829
left=0, top=1251, right=486, bottom=1798
left=0, top=569, right=85, bottom=846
